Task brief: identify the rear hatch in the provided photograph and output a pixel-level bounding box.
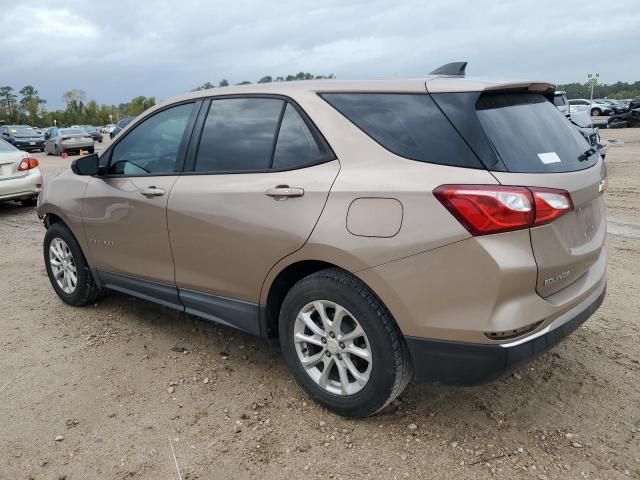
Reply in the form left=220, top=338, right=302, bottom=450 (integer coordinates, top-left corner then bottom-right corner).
left=432, top=88, right=607, bottom=298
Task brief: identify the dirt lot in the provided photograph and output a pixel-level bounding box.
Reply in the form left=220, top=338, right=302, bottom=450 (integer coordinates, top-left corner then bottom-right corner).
left=1, top=130, right=639, bottom=480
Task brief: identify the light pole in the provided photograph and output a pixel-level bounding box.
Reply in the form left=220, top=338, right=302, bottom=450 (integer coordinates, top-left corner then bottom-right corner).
left=587, top=72, right=599, bottom=115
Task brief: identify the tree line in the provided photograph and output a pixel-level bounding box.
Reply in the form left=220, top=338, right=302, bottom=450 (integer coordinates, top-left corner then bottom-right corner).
left=555, top=80, right=640, bottom=100
left=0, top=85, right=155, bottom=128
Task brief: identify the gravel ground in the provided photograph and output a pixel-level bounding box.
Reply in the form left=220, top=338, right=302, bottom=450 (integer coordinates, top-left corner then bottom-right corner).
left=0, top=130, right=639, bottom=480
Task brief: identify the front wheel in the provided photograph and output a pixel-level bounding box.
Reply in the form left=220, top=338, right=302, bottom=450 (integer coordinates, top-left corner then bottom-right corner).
left=591, top=108, right=602, bottom=116
left=44, top=222, right=103, bottom=306
left=279, top=268, right=412, bottom=417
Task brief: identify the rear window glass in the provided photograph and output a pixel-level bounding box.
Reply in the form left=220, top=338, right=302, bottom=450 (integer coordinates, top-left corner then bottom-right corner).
left=0, top=138, right=17, bottom=152
left=12, top=127, right=36, bottom=135
left=553, top=95, right=566, bottom=106
left=321, top=93, right=483, bottom=169
left=476, top=93, right=596, bottom=173
left=61, top=129, right=84, bottom=135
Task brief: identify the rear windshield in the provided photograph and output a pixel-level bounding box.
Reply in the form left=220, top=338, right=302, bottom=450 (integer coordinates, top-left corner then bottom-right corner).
left=476, top=93, right=596, bottom=173
left=61, top=128, right=84, bottom=135
left=0, top=138, right=17, bottom=152
left=10, top=127, right=37, bottom=136
left=553, top=95, right=566, bottom=106
left=320, top=93, right=483, bottom=169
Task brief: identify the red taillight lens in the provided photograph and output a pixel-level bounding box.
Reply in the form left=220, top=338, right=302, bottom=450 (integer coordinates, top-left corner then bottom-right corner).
left=18, top=157, right=39, bottom=171
left=434, top=184, right=573, bottom=236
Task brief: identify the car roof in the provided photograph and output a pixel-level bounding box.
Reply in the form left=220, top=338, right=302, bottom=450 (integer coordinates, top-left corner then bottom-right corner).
left=158, top=76, right=556, bottom=106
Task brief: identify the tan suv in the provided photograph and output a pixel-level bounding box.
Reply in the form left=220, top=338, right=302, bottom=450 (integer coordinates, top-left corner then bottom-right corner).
left=37, top=67, right=607, bottom=417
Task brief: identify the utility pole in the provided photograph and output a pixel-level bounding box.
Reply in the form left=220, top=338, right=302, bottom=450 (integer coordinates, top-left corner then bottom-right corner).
left=587, top=72, right=599, bottom=115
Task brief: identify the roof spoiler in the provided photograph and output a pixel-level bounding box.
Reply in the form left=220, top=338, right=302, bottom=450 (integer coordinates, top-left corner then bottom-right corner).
left=430, top=62, right=467, bottom=76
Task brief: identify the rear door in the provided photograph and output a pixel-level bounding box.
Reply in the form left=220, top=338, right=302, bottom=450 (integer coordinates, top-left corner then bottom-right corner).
left=474, top=93, right=607, bottom=298
left=168, top=97, right=338, bottom=326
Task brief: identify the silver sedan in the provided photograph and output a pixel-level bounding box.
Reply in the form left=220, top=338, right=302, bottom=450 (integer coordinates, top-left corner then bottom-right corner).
left=44, top=128, right=94, bottom=156
left=0, top=138, right=43, bottom=206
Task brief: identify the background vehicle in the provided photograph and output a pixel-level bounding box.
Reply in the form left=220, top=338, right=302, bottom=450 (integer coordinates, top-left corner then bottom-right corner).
left=44, top=127, right=94, bottom=156
left=101, top=124, right=116, bottom=134
left=569, top=110, right=608, bottom=159
left=553, top=90, right=569, bottom=114
left=566, top=98, right=591, bottom=114
left=593, top=99, right=626, bottom=114
left=0, top=125, right=45, bottom=152
left=0, top=138, right=43, bottom=206
left=80, top=125, right=104, bottom=143
left=38, top=74, right=607, bottom=417
left=110, top=117, right=134, bottom=139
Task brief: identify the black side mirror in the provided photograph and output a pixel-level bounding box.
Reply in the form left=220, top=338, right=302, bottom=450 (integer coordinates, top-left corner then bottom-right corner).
left=71, top=153, right=100, bottom=176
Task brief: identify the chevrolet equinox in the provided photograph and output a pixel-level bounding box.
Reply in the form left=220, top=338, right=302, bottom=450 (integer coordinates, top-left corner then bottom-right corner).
left=38, top=64, right=607, bottom=417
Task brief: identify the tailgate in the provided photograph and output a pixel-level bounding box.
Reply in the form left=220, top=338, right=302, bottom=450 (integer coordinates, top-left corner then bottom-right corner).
left=474, top=92, right=607, bottom=298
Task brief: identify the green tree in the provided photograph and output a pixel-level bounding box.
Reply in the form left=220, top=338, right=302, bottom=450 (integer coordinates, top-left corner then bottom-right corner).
left=19, top=85, right=46, bottom=124
left=257, top=76, right=273, bottom=84
left=62, top=89, right=87, bottom=124
left=127, top=96, right=156, bottom=116
left=192, top=81, right=215, bottom=92
left=0, top=86, right=18, bottom=122
left=236, top=80, right=251, bottom=85
left=218, top=79, right=229, bottom=87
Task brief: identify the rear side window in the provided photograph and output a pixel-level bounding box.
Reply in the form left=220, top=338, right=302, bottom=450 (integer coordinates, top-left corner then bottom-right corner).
left=320, top=93, right=483, bottom=169
left=272, top=104, right=326, bottom=170
left=195, top=98, right=283, bottom=172
left=476, top=93, right=595, bottom=173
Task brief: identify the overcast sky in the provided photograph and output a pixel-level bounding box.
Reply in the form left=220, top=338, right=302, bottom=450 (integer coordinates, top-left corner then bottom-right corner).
left=1, top=0, right=639, bottom=109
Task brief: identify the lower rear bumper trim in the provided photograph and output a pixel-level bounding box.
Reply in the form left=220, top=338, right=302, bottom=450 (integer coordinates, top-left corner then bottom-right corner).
left=405, top=284, right=606, bottom=385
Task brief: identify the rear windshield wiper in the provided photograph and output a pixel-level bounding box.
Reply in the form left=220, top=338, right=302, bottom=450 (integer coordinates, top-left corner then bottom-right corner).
left=578, top=147, right=597, bottom=162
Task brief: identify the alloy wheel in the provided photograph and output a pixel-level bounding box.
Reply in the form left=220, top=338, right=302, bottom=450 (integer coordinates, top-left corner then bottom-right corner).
left=293, top=300, right=372, bottom=396
left=49, top=238, right=78, bottom=294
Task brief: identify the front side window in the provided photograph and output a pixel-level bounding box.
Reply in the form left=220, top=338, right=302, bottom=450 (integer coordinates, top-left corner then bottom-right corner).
left=109, top=103, right=194, bottom=175
left=195, top=97, right=283, bottom=172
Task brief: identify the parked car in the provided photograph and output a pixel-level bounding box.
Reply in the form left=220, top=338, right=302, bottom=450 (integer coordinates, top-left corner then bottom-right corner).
left=553, top=90, right=569, bottom=114
left=629, top=96, right=640, bottom=110
left=80, top=125, right=104, bottom=143
left=569, top=110, right=608, bottom=159
left=37, top=74, right=607, bottom=417
left=101, top=124, right=116, bottom=134
left=567, top=99, right=612, bottom=116
left=44, top=128, right=94, bottom=156
left=110, top=117, right=134, bottom=139
left=0, top=125, right=45, bottom=152
left=593, top=99, right=626, bottom=114
left=0, top=138, right=43, bottom=206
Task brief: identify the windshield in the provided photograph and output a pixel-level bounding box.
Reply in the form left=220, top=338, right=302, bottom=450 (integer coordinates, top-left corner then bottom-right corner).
left=477, top=93, right=597, bottom=173
left=10, top=127, right=37, bottom=136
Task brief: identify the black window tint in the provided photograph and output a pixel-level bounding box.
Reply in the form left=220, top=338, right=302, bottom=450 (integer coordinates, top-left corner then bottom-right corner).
left=195, top=98, right=283, bottom=172
left=272, top=104, right=324, bottom=169
left=321, top=93, right=482, bottom=168
left=109, top=103, right=194, bottom=175
left=476, top=93, right=594, bottom=173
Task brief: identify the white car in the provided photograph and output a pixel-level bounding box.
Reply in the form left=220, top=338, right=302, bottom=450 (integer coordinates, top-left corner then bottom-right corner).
left=0, top=138, right=43, bottom=206
left=568, top=99, right=613, bottom=116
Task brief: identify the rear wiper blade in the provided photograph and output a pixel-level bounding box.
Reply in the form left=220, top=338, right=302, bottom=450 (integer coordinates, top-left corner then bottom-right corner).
left=578, top=147, right=597, bottom=162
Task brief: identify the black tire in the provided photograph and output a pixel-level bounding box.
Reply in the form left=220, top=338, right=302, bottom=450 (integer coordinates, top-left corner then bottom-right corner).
left=88, top=147, right=95, bottom=154
left=44, top=222, right=103, bottom=306
left=279, top=268, right=412, bottom=417
left=21, top=197, right=37, bottom=207
left=591, top=108, right=601, bottom=116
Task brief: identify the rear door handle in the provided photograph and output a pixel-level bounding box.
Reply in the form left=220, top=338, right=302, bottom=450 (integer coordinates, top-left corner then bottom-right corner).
left=141, top=186, right=165, bottom=196
left=265, top=186, right=304, bottom=199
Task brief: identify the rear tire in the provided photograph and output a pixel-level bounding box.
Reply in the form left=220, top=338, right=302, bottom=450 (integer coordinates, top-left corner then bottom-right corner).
left=279, top=268, right=412, bottom=417
left=44, top=222, right=103, bottom=306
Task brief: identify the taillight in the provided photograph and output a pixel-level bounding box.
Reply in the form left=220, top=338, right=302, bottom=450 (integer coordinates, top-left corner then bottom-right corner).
left=61, top=136, right=71, bottom=141
left=433, top=185, right=573, bottom=236
left=84, top=134, right=92, bottom=138
left=18, top=157, right=39, bottom=171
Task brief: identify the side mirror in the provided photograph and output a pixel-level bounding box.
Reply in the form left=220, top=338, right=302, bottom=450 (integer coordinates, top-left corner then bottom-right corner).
left=71, top=153, right=100, bottom=176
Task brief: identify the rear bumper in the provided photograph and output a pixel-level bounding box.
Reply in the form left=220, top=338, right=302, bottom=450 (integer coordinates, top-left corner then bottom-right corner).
left=406, top=282, right=606, bottom=385
left=0, top=169, right=43, bottom=201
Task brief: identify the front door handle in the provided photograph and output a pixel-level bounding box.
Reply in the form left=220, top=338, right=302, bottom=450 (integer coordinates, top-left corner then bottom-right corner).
left=141, top=186, right=165, bottom=197
left=265, top=186, right=304, bottom=199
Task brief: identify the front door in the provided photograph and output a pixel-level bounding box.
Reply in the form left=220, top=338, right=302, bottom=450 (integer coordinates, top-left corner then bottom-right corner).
left=167, top=97, right=338, bottom=332
left=82, top=102, right=198, bottom=302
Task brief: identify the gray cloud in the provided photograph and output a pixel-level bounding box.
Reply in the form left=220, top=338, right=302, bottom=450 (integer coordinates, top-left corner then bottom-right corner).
left=1, top=0, right=638, bottom=108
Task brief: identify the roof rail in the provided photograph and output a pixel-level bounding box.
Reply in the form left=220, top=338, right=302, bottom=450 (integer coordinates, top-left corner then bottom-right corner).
left=429, top=62, right=467, bottom=76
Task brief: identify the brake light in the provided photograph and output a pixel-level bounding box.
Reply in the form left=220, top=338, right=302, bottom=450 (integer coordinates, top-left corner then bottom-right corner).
left=433, top=185, right=573, bottom=236
left=18, top=157, right=39, bottom=171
